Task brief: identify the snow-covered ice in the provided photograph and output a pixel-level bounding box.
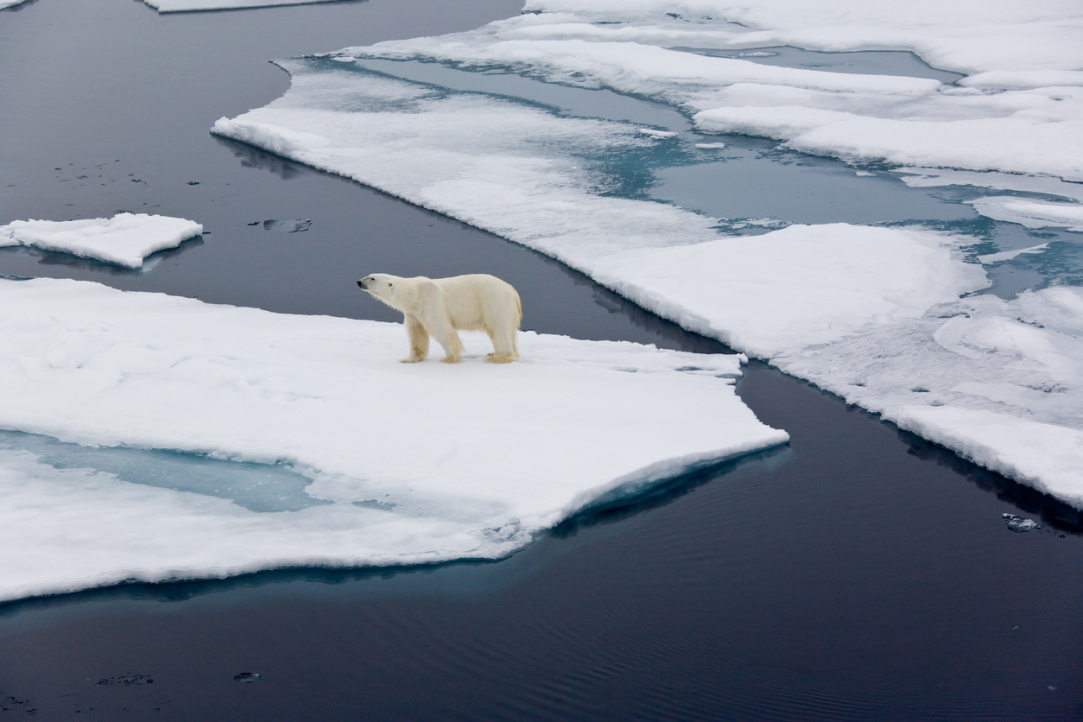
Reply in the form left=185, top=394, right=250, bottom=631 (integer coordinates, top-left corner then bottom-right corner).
left=0, top=277, right=786, bottom=601
left=967, top=198, right=1083, bottom=232
left=142, top=0, right=347, bottom=13
left=0, top=213, right=202, bottom=269
left=210, top=0, right=1083, bottom=508
left=338, top=0, right=1083, bottom=180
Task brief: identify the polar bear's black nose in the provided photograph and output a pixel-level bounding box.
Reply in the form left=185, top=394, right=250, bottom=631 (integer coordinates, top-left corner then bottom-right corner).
left=357, top=280, right=365, bottom=288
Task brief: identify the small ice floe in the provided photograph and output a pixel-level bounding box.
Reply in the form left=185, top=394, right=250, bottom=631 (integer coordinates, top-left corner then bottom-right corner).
left=234, top=673, right=262, bottom=683
left=855, top=171, right=875, bottom=176
left=638, top=128, right=678, bottom=139
left=261, top=219, right=312, bottom=233
left=977, top=243, right=1048, bottom=265
left=0, top=213, right=201, bottom=269
left=695, top=142, right=727, bottom=149
left=1002, top=513, right=1040, bottom=533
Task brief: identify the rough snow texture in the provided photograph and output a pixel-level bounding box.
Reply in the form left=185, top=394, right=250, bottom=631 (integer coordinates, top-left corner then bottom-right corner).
left=0, top=213, right=203, bottom=269
left=340, top=0, right=1083, bottom=180
left=143, top=0, right=347, bottom=12
left=0, top=277, right=786, bottom=601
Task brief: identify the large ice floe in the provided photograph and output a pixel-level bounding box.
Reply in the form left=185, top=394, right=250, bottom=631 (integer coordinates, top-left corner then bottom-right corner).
left=0, top=277, right=785, bottom=601
left=0, top=213, right=202, bottom=269
left=212, top=0, right=1083, bottom=506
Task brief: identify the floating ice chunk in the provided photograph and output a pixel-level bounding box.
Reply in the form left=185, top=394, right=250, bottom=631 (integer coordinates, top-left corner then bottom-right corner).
left=0, top=213, right=202, bottom=269
left=968, top=197, right=1083, bottom=232
left=977, top=244, right=1049, bottom=265
left=895, top=169, right=1083, bottom=203
left=0, top=277, right=786, bottom=601
left=638, top=127, right=678, bottom=138
left=142, top=0, right=348, bottom=12
left=1002, top=513, right=1040, bottom=532
left=695, top=142, right=726, bottom=149
left=0, top=0, right=29, bottom=8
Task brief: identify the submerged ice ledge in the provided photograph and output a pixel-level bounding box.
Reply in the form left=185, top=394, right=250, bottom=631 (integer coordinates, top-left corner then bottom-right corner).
left=0, top=277, right=785, bottom=602
left=0, top=213, right=202, bottom=269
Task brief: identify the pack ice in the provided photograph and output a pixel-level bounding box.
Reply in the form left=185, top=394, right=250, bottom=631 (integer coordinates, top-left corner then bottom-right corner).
left=0, top=213, right=202, bottom=269
left=212, top=0, right=1083, bottom=507
left=0, top=277, right=786, bottom=602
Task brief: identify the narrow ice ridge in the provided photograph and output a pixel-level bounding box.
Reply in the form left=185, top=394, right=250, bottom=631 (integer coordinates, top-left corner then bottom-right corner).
left=0, top=213, right=202, bottom=269
left=967, top=197, right=1083, bottom=232
left=212, top=53, right=1083, bottom=507
left=142, top=0, right=348, bottom=12
left=337, top=0, right=1083, bottom=181
left=0, top=277, right=786, bottom=602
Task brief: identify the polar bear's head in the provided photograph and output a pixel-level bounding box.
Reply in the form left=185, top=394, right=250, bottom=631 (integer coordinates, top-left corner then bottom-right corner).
left=357, top=273, right=397, bottom=298
left=358, top=273, right=415, bottom=313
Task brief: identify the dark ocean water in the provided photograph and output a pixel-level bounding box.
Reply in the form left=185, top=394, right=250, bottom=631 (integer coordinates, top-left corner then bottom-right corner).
left=0, top=0, right=1081, bottom=719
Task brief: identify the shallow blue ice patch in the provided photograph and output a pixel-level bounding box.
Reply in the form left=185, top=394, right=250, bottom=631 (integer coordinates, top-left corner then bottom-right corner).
left=0, top=430, right=329, bottom=513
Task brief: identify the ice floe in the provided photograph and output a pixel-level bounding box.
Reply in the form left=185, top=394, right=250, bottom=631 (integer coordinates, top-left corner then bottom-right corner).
left=0, top=213, right=202, bottom=269
left=212, top=5, right=1083, bottom=508
left=338, top=0, right=1083, bottom=180
left=0, top=277, right=786, bottom=601
left=142, top=0, right=347, bottom=13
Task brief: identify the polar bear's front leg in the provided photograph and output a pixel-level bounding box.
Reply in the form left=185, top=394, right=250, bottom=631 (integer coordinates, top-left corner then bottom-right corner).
left=431, top=325, right=464, bottom=364
left=402, top=316, right=429, bottom=363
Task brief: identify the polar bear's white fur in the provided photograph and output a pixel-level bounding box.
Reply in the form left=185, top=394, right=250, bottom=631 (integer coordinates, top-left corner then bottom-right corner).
left=358, top=273, right=522, bottom=364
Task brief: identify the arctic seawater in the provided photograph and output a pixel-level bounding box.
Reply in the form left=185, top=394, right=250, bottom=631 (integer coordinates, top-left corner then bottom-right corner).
left=1, top=0, right=1082, bottom=719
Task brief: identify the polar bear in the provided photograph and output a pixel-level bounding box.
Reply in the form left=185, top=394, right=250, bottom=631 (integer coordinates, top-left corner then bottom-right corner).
left=357, top=273, right=521, bottom=364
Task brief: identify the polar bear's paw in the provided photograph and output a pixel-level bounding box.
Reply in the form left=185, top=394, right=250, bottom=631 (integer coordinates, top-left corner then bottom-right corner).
left=485, top=352, right=517, bottom=364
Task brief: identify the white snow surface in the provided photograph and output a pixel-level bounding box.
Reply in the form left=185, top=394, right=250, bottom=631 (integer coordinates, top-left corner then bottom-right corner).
left=0, top=277, right=786, bottom=602
left=212, top=45, right=1083, bottom=506
left=0, top=213, right=202, bottom=269
left=143, top=0, right=346, bottom=12
left=338, top=0, right=1083, bottom=181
